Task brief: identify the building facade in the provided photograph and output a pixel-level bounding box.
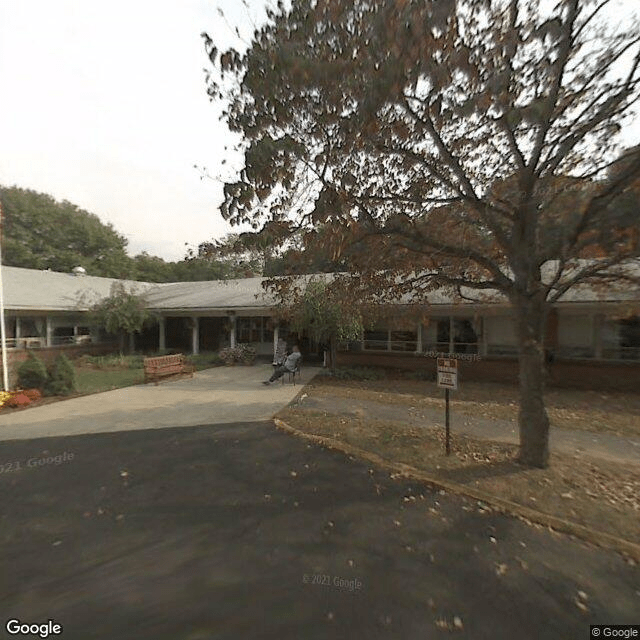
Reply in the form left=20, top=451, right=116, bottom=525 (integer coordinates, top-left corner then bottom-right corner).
left=3, top=265, right=639, bottom=390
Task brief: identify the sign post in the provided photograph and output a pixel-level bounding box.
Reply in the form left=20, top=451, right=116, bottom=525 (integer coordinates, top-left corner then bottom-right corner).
left=437, top=358, right=458, bottom=455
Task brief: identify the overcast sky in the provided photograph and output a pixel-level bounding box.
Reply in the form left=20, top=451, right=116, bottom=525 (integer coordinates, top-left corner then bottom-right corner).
left=1, top=1, right=638, bottom=262
left=0, top=0, right=268, bottom=261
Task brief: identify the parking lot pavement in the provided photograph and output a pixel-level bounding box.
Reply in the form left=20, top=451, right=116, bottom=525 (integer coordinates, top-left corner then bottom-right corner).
left=1, top=421, right=637, bottom=639
left=0, top=364, right=318, bottom=442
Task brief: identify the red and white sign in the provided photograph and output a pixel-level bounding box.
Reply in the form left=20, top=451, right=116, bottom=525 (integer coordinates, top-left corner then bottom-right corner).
left=437, top=358, right=458, bottom=390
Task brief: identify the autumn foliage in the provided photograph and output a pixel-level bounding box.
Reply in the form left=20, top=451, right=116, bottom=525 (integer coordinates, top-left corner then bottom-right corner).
left=204, top=0, right=640, bottom=467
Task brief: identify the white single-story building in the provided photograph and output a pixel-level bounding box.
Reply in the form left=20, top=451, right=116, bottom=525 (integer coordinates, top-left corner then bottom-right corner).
left=2, top=264, right=639, bottom=389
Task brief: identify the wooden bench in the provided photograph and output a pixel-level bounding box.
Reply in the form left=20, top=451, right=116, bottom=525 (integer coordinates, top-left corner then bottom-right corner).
left=143, top=354, right=195, bottom=385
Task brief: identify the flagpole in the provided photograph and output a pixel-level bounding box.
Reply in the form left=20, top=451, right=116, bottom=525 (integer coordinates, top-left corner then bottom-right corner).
left=0, top=200, right=9, bottom=391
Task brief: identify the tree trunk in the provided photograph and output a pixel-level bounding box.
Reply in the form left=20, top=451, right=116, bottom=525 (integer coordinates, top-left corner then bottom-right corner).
left=515, top=297, right=551, bottom=468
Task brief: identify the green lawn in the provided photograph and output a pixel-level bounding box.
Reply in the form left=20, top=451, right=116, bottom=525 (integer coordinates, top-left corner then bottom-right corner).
left=75, top=367, right=145, bottom=394
left=71, top=352, right=223, bottom=396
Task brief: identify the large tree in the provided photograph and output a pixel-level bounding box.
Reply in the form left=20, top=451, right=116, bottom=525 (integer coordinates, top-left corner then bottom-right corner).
left=0, top=186, right=133, bottom=278
left=204, top=0, right=640, bottom=467
left=276, top=276, right=366, bottom=370
left=89, top=282, right=153, bottom=353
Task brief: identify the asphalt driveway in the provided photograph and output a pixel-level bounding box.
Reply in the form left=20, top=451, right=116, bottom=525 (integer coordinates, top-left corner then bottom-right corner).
left=0, top=421, right=637, bottom=639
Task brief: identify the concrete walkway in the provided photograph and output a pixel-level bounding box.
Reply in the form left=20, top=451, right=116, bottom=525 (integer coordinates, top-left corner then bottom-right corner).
left=0, top=364, right=319, bottom=442
left=297, top=395, right=640, bottom=466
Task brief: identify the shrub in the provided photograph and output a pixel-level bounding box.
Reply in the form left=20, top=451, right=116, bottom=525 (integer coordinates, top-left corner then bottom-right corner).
left=23, top=388, right=42, bottom=401
left=186, top=352, right=224, bottom=370
left=0, top=391, right=13, bottom=408
left=7, top=393, right=31, bottom=407
left=218, top=344, right=257, bottom=365
left=17, top=353, right=49, bottom=390
left=46, top=354, right=77, bottom=396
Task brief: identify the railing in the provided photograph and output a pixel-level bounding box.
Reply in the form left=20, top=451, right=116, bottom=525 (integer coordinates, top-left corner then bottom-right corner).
left=2, top=335, right=95, bottom=349
left=4, top=337, right=46, bottom=349
left=486, top=344, right=518, bottom=356
left=51, top=335, right=93, bottom=345
left=362, top=340, right=417, bottom=351
left=602, top=346, right=640, bottom=361
left=423, top=342, right=479, bottom=354
left=358, top=340, right=481, bottom=353
left=350, top=340, right=640, bottom=361
left=555, top=346, right=594, bottom=359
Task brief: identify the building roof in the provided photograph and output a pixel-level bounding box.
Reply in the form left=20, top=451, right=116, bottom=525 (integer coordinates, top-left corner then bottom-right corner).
left=2, top=262, right=639, bottom=314
left=2, top=266, right=153, bottom=312
left=144, top=277, right=275, bottom=311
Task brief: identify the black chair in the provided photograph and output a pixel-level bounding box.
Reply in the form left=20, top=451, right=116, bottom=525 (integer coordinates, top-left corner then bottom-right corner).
left=281, top=359, right=302, bottom=385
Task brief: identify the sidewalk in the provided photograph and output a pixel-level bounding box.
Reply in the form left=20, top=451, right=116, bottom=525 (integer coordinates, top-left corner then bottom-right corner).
left=296, top=395, right=640, bottom=466
left=0, top=364, right=319, bottom=442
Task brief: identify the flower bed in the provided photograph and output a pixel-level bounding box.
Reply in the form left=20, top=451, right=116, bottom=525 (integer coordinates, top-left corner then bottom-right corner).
left=218, top=344, right=257, bottom=365
left=0, top=388, right=42, bottom=410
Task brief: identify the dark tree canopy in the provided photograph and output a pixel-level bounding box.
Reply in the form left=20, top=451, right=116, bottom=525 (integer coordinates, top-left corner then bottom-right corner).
left=1, top=185, right=250, bottom=283
left=1, top=185, right=131, bottom=278
left=205, top=0, right=640, bottom=467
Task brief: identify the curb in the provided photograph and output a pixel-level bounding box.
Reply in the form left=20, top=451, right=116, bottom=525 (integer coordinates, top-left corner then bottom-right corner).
left=273, top=418, right=640, bottom=562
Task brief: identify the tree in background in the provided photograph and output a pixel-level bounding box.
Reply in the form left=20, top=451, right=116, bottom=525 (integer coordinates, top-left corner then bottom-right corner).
left=0, top=185, right=255, bottom=283
left=90, top=283, right=154, bottom=353
left=275, top=276, right=365, bottom=370
left=186, top=233, right=265, bottom=277
left=130, top=252, right=177, bottom=282
left=205, top=0, right=640, bottom=467
left=264, top=223, right=352, bottom=275
left=0, top=186, right=132, bottom=278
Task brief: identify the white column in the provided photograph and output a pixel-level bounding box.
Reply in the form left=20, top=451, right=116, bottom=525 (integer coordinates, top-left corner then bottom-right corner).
left=191, top=317, right=199, bottom=355
left=158, top=317, right=166, bottom=352
left=273, top=324, right=279, bottom=362
left=45, top=316, right=53, bottom=347
left=15, top=316, right=21, bottom=349
left=480, top=317, right=488, bottom=356
left=416, top=322, right=423, bottom=353
left=230, top=316, right=236, bottom=348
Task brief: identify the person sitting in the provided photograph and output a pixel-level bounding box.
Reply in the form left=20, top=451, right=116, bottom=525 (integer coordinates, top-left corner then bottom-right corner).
left=263, top=345, right=302, bottom=385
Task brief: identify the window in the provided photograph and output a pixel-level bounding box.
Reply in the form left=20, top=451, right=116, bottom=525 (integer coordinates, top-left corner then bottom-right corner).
left=557, top=314, right=593, bottom=358
left=390, top=330, right=417, bottom=351
left=236, top=317, right=274, bottom=344
left=422, top=317, right=449, bottom=351
left=436, top=319, right=450, bottom=345
left=453, top=319, right=478, bottom=354
left=603, top=316, right=640, bottom=360
left=363, top=329, right=388, bottom=350
left=485, top=315, right=517, bottom=356
left=53, top=326, right=74, bottom=345
left=423, top=317, right=478, bottom=353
